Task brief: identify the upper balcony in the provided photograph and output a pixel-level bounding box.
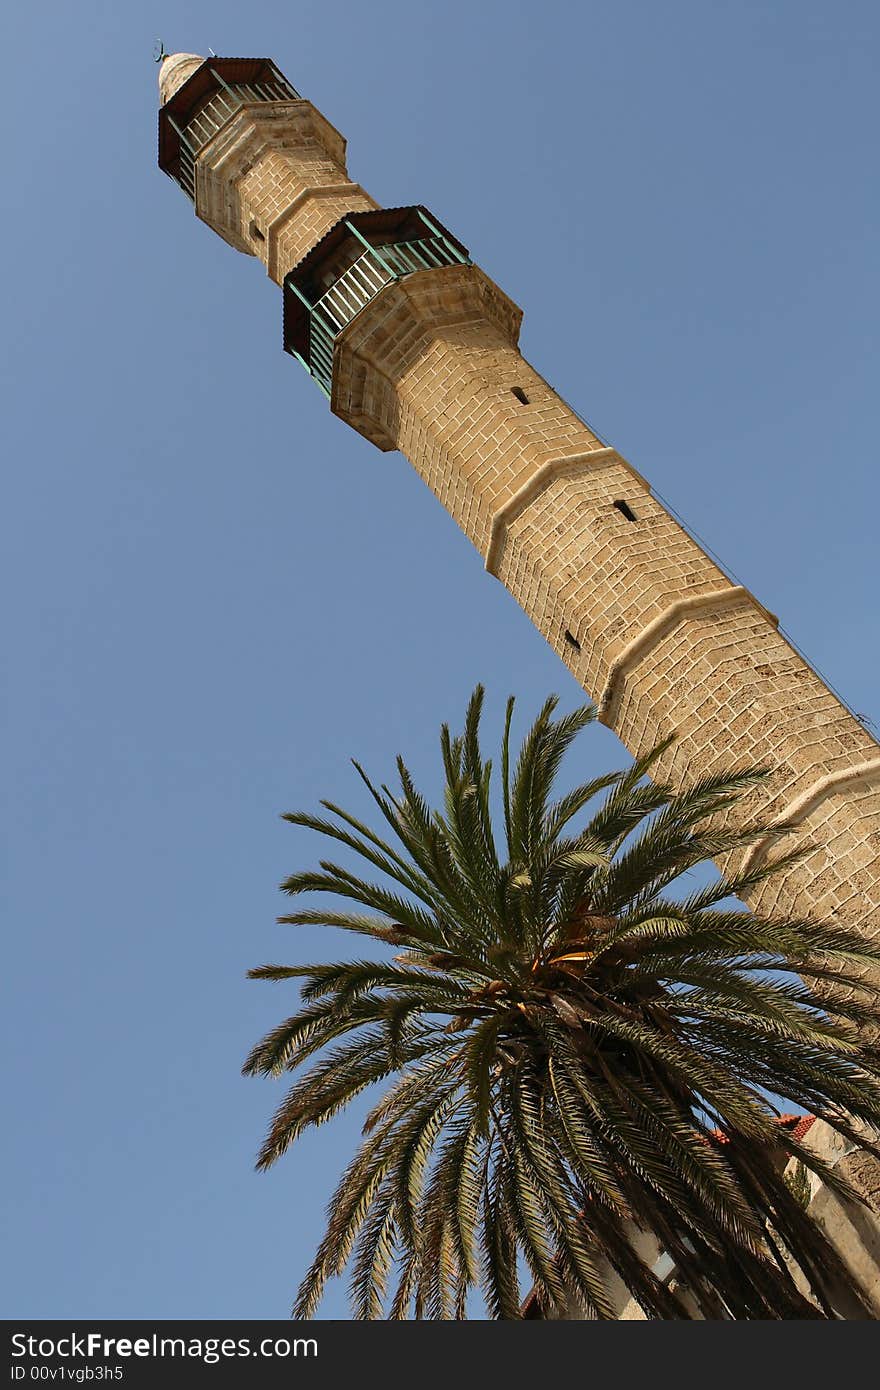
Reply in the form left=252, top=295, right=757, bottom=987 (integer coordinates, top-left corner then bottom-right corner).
left=158, top=57, right=301, bottom=201
left=282, top=207, right=471, bottom=396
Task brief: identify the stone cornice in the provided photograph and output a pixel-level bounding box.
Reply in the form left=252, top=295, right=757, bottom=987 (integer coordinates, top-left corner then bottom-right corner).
left=193, top=101, right=350, bottom=254
left=331, top=264, right=523, bottom=448
left=740, top=758, right=880, bottom=874
left=266, top=183, right=379, bottom=284
left=597, top=586, right=775, bottom=726
left=484, top=447, right=649, bottom=575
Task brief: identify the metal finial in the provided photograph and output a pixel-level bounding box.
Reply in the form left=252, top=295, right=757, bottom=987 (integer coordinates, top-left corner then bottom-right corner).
left=153, top=40, right=168, bottom=63
left=208, top=47, right=216, bottom=56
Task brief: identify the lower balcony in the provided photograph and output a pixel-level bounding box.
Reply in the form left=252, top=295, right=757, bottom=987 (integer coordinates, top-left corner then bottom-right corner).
left=282, top=207, right=470, bottom=396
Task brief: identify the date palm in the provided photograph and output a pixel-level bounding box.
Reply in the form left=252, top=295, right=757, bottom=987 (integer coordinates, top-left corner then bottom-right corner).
left=244, top=687, right=880, bottom=1319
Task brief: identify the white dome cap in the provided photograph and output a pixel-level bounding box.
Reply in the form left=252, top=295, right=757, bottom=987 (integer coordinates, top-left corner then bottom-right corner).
left=158, top=53, right=204, bottom=105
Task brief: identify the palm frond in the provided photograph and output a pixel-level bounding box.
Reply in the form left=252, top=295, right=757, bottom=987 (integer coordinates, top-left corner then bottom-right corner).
left=248, top=685, right=880, bottom=1320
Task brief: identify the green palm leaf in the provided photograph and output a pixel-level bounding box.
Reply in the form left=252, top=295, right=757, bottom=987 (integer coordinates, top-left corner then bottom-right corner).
left=248, top=685, right=880, bottom=1319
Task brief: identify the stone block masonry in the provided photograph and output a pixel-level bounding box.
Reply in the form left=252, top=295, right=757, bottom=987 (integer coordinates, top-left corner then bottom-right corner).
left=158, top=54, right=880, bottom=978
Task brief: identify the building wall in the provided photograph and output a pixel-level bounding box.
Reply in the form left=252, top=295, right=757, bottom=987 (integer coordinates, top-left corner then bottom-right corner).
left=789, top=1120, right=880, bottom=1317
left=536, top=1120, right=880, bottom=1320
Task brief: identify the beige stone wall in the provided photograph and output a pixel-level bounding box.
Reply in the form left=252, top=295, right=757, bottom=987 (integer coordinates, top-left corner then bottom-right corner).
left=163, top=59, right=880, bottom=961
left=551, top=1120, right=880, bottom=1319
left=334, top=263, right=880, bottom=960
left=188, top=95, right=376, bottom=283
left=786, top=1120, right=880, bottom=1317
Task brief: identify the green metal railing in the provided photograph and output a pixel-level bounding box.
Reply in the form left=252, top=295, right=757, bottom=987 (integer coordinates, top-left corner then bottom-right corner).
left=167, top=65, right=300, bottom=201
left=287, top=215, right=470, bottom=395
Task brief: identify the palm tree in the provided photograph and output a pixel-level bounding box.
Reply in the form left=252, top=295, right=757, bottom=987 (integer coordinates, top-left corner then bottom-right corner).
left=244, top=687, right=880, bottom=1319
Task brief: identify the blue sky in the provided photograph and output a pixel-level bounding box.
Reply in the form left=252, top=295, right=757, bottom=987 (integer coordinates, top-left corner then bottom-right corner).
left=3, top=0, right=878, bottom=1319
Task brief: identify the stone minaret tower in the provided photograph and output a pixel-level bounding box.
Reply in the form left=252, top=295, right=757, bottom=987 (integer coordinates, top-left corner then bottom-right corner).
left=158, top=53, right=880, bottom=960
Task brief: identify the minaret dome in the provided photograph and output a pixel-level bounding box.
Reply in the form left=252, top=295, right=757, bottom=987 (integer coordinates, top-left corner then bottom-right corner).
left=158, top=52, right=204, bottom=105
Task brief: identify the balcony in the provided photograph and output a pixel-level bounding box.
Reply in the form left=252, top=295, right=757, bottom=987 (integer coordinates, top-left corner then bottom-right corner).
left=158, top=58, right=301, bottom=202
left=282, top=207, right=471, bottom=396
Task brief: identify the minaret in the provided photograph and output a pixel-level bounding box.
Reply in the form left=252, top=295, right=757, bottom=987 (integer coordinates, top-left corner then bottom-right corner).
left=157, top=54, right=880, bottom=965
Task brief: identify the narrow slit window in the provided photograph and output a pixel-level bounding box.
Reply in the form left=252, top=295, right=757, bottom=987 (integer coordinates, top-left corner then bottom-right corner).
left=511, top=386, right=530, bottom=405
left=564, top=629, right=581, bottom=652
left=250, top=221, right=266, bottom=242
left=613, top=499, right=638, bottom=522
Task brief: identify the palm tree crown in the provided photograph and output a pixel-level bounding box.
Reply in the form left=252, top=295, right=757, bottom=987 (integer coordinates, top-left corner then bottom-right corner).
left=245, top=687, right=880, bottom=1318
